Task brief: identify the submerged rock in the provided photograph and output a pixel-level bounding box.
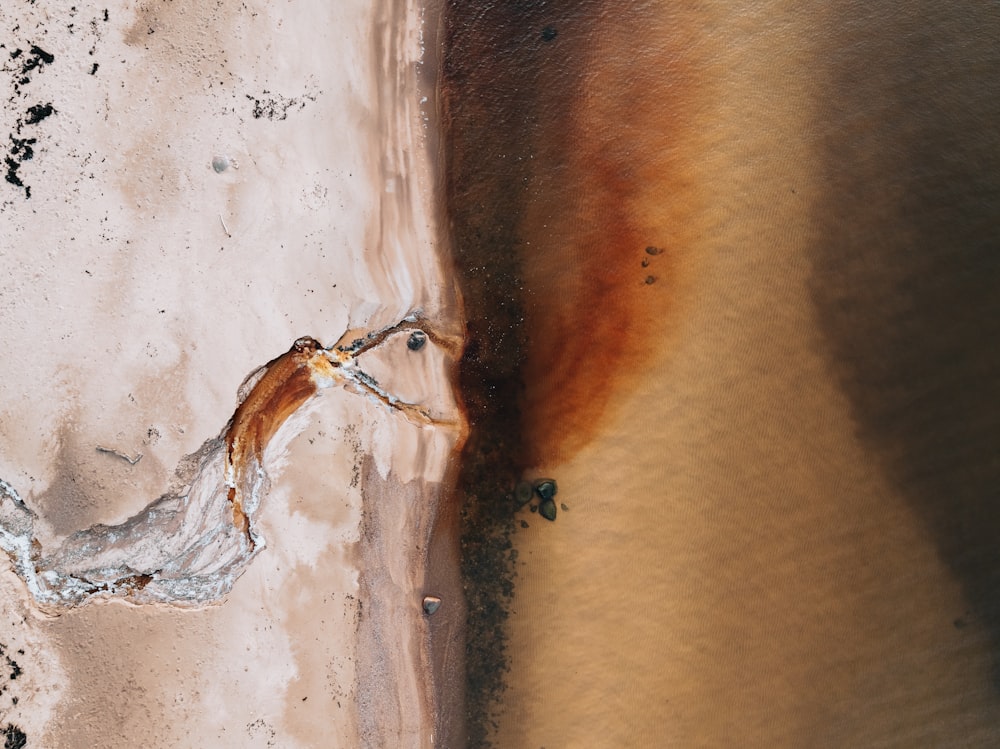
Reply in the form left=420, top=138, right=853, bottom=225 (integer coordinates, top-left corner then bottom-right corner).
left=539, top=498, right=557, bottom=521
left=514, top=480, right=534, bottom=506
left=534, top=479, right=557, bottom=501
left=422, top=595, right=442, bottom=615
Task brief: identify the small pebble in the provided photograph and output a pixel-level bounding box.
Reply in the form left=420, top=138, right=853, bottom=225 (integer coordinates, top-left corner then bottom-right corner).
left=645, top=275, right=657, bottom=285
left=407, top=330, right=427, bottom=351
left=422, top=595, right=442, bottom=615
left=645, top=245, right=663, bottom=256
left=529, top=504, right=538, bottom=513
left=520, top=520, right=529, bottom=529
left=514, top=480, right=534, bottom=506
left=539, top=498, right=557, bottom=521
left=211, top=155, right=230, bottom=173
left=560, top=503, right=569, bottom=511
left=534, top=479, right=557, bottom=501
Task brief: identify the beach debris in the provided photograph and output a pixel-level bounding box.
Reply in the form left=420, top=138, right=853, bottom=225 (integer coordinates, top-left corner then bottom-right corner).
left=24, top=103, right=55, bottom=125
left=533, top=478, right=557, bottom=501
left=422, top=595, right=442, bottom=615
left=246, top=90, right=317, bottom=121
left=539, top=498, right=557, bottom=521
left=219, top=214, right=232, bottom=238
left=1, top=724, right=26, bottom=749
left=95, top=445, right=142, bottom=465
left=514, top=480, right=534, bottom=506
left=406, top=330, right=427, bottom=351
left=211, top=155, right=230, bottom=173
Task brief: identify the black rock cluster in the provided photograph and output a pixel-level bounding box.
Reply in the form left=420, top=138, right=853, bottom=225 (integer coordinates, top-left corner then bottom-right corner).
left=514, top=477, right=563, bottom=524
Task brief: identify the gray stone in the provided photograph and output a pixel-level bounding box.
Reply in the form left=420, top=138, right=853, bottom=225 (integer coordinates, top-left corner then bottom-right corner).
left=539, top=498, right=557, bottom=521
left=534, top=479, right=557, bottom=501
left=514, top=480, right=534, bottom=506
left=406, top=330, right=427, bottom=351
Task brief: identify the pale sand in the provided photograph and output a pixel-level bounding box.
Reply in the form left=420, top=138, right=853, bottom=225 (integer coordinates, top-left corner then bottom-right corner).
left=0, top=0, right=460, bottom=746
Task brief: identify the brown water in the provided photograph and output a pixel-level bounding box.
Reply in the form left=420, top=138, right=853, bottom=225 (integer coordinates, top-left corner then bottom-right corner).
left=442, top=1, right=1000, bottom=746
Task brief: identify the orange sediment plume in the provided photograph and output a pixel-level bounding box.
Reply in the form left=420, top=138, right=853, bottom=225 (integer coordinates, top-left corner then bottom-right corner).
left=514, top=10, right=712, bottom=467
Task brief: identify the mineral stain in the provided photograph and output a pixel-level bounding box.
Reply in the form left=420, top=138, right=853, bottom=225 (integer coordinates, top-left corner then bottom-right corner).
left=441, top=3, right=708, bottom=741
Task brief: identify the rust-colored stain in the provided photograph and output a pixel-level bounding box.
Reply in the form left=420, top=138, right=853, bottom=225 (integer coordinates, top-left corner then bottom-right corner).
left=223, top=321, right=460, bottom=534
left=0, top=316, right=457, bottom=609
left=515, top=15, right=709, bottom=466
left=441, top=7, right=713, bottom=739
left=224, top=337, right=327, bottom=532
left=441, top=1, right=711, bottom=467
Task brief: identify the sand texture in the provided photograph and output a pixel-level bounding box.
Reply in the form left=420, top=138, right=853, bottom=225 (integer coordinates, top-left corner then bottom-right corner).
left=0, top=0, right=462, bottom=746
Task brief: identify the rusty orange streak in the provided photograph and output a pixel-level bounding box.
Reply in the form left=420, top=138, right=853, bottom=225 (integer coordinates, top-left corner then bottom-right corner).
left=224, top=337, right=334, bottom=531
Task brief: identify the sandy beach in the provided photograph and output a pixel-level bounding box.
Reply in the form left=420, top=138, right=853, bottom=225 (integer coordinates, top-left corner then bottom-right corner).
left=0, top=0, right=462, bottom=746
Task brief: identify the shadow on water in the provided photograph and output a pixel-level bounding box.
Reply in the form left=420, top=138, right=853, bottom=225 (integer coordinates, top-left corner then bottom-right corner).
left=808, top=5, right=1000, bottom=686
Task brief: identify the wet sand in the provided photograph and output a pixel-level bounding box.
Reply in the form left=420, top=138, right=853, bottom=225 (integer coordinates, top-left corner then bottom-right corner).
left=0, top=0, right=462, bottom=746
left=442, top=1, right=1000, bottom=746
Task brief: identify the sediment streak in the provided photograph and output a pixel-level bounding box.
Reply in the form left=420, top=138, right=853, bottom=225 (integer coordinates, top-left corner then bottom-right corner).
left=0, top=315, right=457, bottom=611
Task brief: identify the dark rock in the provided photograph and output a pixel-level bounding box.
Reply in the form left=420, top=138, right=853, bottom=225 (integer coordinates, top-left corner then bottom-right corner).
left=645, top=245, right=663, bottom=255
left=422, top=595, right=442, bottom=615
left=541, top=27, right=557, bottom=42
left=534, top=479, right=557, bottom=501
left=539, top=498, right=557, bottom=521
left=560, top=503, right=569, bottom=511
left=645, top=275, right=657, bottom=285
left=514, top=480, right=533, bottom=506
left=407, top=330, right=427, bottom=351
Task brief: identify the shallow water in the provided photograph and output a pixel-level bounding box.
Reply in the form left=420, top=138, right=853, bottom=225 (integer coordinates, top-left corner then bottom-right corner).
left=443, top=1, right=1000, bottom=745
